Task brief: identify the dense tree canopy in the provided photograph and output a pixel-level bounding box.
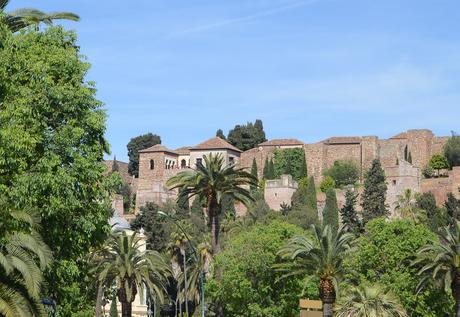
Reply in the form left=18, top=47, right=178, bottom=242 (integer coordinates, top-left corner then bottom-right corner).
left=0, top=24, right=119, bottom=315
left=323, top=160, right=359, bottom=187
left=273, top=148, right=307, bottom=181
left=345, top=219, right=450, bottom=317
left=429, top=154, right=449, bottom=176
left=226, top=119, right=267, bottom=151
left=361, top=160, right=388, bottom=223
left=207, top=221, right=313, bottom=317
left=444, top=132, right=460, bottom=168
left=127, top=133, right=161, bottom=177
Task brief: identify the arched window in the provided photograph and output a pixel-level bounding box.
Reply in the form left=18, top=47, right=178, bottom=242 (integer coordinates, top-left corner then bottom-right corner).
left=149, top=159, right=154, bottom=170
left=181, top=159, right=187, bottom=168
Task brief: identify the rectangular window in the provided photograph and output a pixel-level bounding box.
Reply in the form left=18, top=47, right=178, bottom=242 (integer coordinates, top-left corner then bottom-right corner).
left=229, top=157, right=235, bottom=164
left=196, top=158, right=202, bottom=166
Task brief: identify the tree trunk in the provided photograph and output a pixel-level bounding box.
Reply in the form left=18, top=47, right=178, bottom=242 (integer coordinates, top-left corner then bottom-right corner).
left=183, top=250, right=189, bottom=317
left=121, top=301, right=132, bottom=317
left=95, top=280, right=103, bottom=317
left=320, top=278, right=336, bottom=317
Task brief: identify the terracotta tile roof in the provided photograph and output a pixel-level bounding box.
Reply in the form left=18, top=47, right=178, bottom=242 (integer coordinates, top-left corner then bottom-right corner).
left=139, top=144, right=178, bottom=155
left=323, top=136, right=361, bottom=144
left=258, top=139, right=304, bottom=146
left=175, top=146, right=191, bottom=155
left=191, top=137, right=242, bottom=152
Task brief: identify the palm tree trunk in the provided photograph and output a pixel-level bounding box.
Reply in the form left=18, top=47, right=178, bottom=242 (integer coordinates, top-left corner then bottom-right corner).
left=121, top=301, right=132, bottom=317
left=95, top=280, right=103, bottom=317
left=183, top=250, right=189, bottom=317
left=320, top=278, right=336, bottom=317
left=208, top=195, right=220, bottom=256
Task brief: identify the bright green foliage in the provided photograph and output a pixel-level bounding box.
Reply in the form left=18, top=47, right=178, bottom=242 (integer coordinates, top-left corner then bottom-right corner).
left=127, top=133, right=161, bottom=177
left=273, top=148, right=307, bottom=181
left=444, top=132, right=460, bottom=168
left=289, top=177, right=318, bottom=229
left=394, top=189, right=425, bottom=223
left=429, top=154, right=449, bottom=176
left=109, top=297, right=118, bottom=317
left=335, top=284, right=407, bottom=317
left=0, top=0, right=79, bottom=33
left=207, top=221, right=313, bottom=317
left=445, top=193, right=460, bottom=225
left=320, top=175, right=336, bottom=193
left=0, top=210, right=52, bottom=317
left=323, top=188, right=339, bottom=232
left=414, top=221, right=460, bottom=316
left=0, top=25, right=116, bottom=312
left=345, top=219, right=450, bottom=317
left=340, top=188, right=361, bottom=234
left=361, top=159, right=388, bottom=223
left=92, top=231, right=171, bottom=316
left=278, top=225, right=355, bottom=317
left=251, top=158, right=258, bottom=189
left=226, top=119, right=267, bottom=151
left=323, top=160, right=359, bottom=187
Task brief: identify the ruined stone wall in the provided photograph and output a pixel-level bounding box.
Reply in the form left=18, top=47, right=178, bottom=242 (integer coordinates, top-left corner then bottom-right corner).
left=361, top=136, right=379, bottom=174
left=385, top=160, right=421, bottom=215
left=304, top=143, right=326, bottom=184
left=378, top=139, right=404, bottom=168
left=406, top=129, right=434, bottom=169
left=239, top=147, right=275, bottom=178
left=325, top=143, right=362, bottom=173
left=420, top=167, right=460, bottom=205
left=264, top=175, right=298, bottom=211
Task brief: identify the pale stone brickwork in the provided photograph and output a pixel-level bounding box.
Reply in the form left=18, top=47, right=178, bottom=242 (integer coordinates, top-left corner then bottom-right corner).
left=110, top=129, right=459, bottom=218
left=264, top=175, right=298, bottom=211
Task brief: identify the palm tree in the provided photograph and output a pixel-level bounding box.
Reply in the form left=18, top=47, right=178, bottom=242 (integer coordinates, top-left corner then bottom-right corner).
left=335, top=284, right=407, bottom=317
left=0, top=0, right=79, bottom=32
left=92, top=231, right=171, bottom=317
left=167, top=153, right=257, bottom=257
left=277, top=225, right=354, bottom=317
left=413, top=220, right=460, bottom=317
left=0, top=210, right=52, bottom=317
left=394, top=189, right=424, bottom=222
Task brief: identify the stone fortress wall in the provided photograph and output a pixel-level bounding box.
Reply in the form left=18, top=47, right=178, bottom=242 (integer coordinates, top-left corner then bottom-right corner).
left=110, top=129, right=460, bottom=218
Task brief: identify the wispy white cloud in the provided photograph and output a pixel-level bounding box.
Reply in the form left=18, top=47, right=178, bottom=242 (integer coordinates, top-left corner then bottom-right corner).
left=167, top=0, right=321, bottom=38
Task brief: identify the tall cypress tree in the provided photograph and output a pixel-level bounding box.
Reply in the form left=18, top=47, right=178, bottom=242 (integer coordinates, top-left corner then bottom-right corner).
left=216, top=129, right=226, bottom=140
left=299, top=152, right=308, bottom=179
left=323, top=188, right=339, bottom=232
left=340, top=188, right=360, bottom=233
left=306, top=176, right=318, bottom=213
left=268, top=159, right=275, bottom=179
left=445, top=193, right=460, bottom=224
left=362, top=159, right=388, bottom=223
left=263, top=157, right=269, bottom=179
left=251, top=158, right=258, bottom=189
left=111, top=156, right=119, bottom=172
left=109, top=297, right=118, bottom=317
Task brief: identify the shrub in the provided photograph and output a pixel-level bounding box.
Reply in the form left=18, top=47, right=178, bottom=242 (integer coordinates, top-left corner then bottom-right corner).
left=320, top=176, right=336, bottom=193
left=422, top=165, right=435, bottom=178
left=323, top=160, right=360, bottom=187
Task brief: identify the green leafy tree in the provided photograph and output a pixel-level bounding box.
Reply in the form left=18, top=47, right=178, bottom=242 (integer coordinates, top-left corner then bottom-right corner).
left=414, top=221, right=460, bottom=316
left=227, top=120, right=267, bottom=151
left=416, top=192, right=439, bottom=222
left=0, top=210, right=52, bottom=317
left=429, top=154, right=449, bottom=176
left=0, top=0, right=79, bottom=32
left=346, top=218, right=450, bottom=317
left=323, top=188, right=339, bottom=233
left=323, top=160, right=359, bottom=187
left=215, top=129, right=226, bottom=140
left=445, top=193, right=460, bottom=225
left=167, top=154, right=257, bottom=257
left=273, top=148, right=307, bottom=181
left=444, top=132, right=460, bottom=168
left=394, top=189, right=425, bottom=223
left=278, top=225, right=354, bottom=317
left=0, top=25, right=116, bottom=312
left=335, top=284, right=407, bottom=317
left=362, top=159, right=388, bottom=223
left=208, top=221, right=313, bottom=317
left=92, top=231, right=171, bottom=317
left=320, top=176, right=336, bottom=193
left=340, top=188, right=361, bottom=234
left=127, top=133, right=161, bottom=177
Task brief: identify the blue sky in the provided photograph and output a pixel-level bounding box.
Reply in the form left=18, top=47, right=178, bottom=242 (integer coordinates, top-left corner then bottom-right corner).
left=10, top=0, right=460, bottom=161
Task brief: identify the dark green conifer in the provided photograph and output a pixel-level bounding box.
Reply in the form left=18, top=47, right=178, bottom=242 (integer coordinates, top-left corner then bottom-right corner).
left=251, top=158, right=258, bottom=189
left=323, top=188, right=339, bottom=232
left=340, top=188, right=360, bottom=233
left=306, top=176, right=318, bottom=212
left=362, top=159, right=388, bottom=223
